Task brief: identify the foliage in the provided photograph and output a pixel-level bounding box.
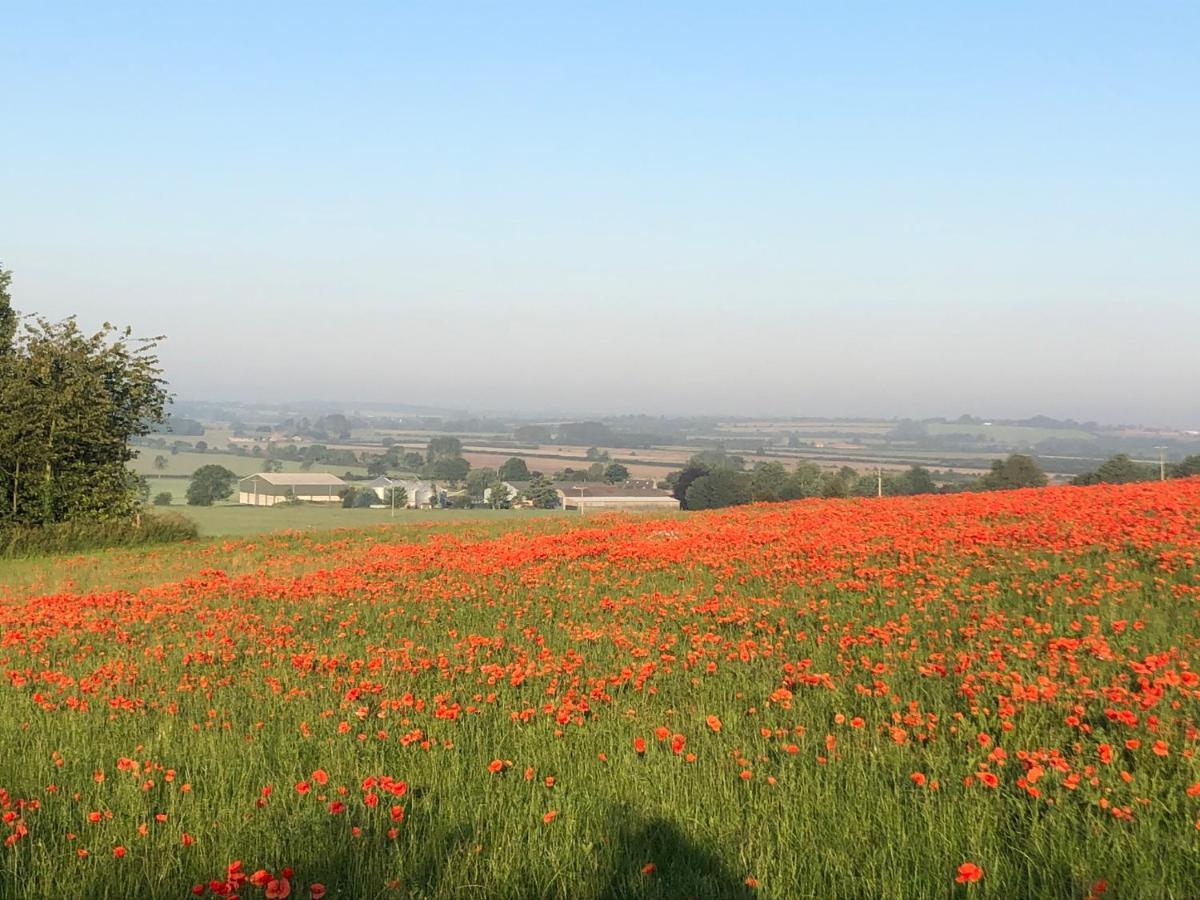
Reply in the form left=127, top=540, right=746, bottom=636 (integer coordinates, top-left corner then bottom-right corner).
left=1073, top=453, right=1159, bottom=486
left=152, top=492, right=173, bottom=506
left=426, top=457, right=470, bottom=481
left=523, top=474, right=560, bottom=509
left=425, top=436, right=463, bottom=463
left=487, top=482, right=512, bottom=509
left=669, top=463, right=711, bottom=508
left=749, top=462, right=789, bottom=501
left=0, top=275, right=169, bottom=527
left=978, top=454, right=1048, bottom=490
left=498, top=457, right=531, bottom=482
left=0, top=510, right=196, bottom=558
left=603, top=463, right=630, bottom=484
left=186, top=465, right=238, bottom=506
left=384, top=487, right=408, bottom=509
left=685, top=469, right=752, bottom=510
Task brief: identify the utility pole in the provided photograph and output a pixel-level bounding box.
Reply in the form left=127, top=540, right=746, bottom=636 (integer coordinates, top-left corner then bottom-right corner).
left=1155, top=446, right=1168, bottom=481
left=877, top=466, right=883, bottom=498
left=577, top=485, right=585, bottom=516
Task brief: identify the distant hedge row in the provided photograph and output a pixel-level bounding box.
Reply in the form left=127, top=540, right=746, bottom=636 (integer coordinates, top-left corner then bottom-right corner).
left=0, top=512, right=198, bottom=559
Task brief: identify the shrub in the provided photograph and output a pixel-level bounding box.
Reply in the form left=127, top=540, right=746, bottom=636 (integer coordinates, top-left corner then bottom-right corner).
left=153, top=492, right=173, bottom=506
left=0, top=512, right=198, bottom=558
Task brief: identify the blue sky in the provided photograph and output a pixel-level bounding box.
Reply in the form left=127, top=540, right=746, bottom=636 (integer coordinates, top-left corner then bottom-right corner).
left=2, top=2, right=1197, bottom=424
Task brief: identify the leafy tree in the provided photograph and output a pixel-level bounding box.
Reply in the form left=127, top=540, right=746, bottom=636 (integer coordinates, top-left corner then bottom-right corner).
left=689, top=449, right=745, bottom=472
left=498, top=457, right=531, bottom=481
left=1172, top=455, right=1200, bottom=478
left=366, top=455, right=389, bottom=477
left=153, top=454, right=168, bottom=471
left=524, top=474, right=560, bottom=509
left=587, top=462, right=607, bottom=481
left=0, top=299, right=169, bottom=526
left=402, top=451, right=425, bottom=471
left=354, top=489, right=376, bottom=508
left=263, top=458, right=284, bottom=473
left=670, top=463, right=711, bottom=507
left=750, top=461, right=789, bottom=502
left=466, top=467, right=499, bottom=498
left=427, top=457, right=470, bottom=481
left=585, top=447, right=610, bottom=462
left=186, top=465, right=238, bottom=506
left=426, top=436, right=463, bottom=463
left=194, top=440, right=208, bottom=452
left=895, top=465, right=937, bottom=495
left=779, top=462, right=823, bottom=500
left=1092, top=453, right=1154, bottom=484
left=979, top=454, right=1048, bottom=490
left=384, top=486, right=408, bottom=509
left=685, top=469, right=752, bottom=510
left=0, top=265, right=15, bottom=354
left=153, top=491, right=173, bottom=506
left=604, top=462, right=630, bottom=484
left=487, top=481, right=512, bottom=509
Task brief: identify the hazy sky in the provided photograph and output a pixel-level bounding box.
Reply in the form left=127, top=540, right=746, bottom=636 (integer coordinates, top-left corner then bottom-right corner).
left=2, top=2, right=1197, bottom=425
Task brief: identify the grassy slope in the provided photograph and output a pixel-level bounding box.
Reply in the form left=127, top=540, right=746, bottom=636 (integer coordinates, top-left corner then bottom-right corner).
left=1, top=483, right=1197, bottom=898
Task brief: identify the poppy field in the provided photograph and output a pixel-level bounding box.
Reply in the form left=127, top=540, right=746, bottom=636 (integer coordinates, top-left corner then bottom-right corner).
left=1, top=480, right=1199, bottom=898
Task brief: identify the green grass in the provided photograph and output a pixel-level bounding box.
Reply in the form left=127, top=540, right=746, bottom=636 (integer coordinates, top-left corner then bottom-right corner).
left=129, top=449, right=368, bottom=479
left=1, top=483, right=1197, bottom=898
left=175, top=503, right=566, bottom=537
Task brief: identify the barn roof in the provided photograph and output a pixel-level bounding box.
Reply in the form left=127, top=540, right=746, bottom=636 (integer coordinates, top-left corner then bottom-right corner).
left=240, top=473, right=348, bottom=486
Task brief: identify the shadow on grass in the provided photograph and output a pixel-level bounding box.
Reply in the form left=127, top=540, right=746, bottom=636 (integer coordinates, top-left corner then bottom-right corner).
left=596, top=813, right=754, bottom=900
left=282, top=808, right=749, bottom=899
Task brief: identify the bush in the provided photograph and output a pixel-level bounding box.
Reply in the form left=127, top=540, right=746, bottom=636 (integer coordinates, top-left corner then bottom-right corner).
left=0, top=512, right=198, bottom=559
left=153, top=492, right=173, bottom=506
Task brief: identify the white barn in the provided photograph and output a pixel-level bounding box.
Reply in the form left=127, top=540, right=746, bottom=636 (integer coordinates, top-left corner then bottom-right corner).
left=238, top=472, right=347, bottom=506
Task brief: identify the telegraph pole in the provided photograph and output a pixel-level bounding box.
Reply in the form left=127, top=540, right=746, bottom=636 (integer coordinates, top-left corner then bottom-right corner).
left=1155, top=446, right=1168, bottom=481
left=877, top=466, right=883, bottom=497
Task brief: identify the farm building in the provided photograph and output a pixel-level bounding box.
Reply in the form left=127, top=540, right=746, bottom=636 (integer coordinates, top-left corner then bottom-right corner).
left=554, top=483, right=680, bottom=513
left=238, top=472, right=347, bottom=506
left=366, top=476, right=439, bottom=509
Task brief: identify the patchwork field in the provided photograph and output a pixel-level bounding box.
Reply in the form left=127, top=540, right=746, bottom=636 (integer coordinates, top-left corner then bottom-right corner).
left=1, top=481, right=1198, bottom=898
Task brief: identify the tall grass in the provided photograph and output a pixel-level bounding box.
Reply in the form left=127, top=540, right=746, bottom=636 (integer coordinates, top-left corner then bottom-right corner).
left=0, top=511, right=197, bottom=558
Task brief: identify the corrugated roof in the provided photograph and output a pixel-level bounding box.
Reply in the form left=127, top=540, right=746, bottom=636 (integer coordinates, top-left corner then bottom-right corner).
left=240, top=473, right=348, bottom=486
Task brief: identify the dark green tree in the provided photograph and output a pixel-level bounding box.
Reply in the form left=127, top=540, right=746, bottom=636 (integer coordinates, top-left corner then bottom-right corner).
left=0, top=265, right=15, bottom=353
left=426, top=436, right=463, bottom=463
left=487, top=481, right=512, bottom=509
left=779, top=462, right=823, bottom=500
left=979, top=454, right=1048, bottom=490
left=669, top=463, right=711, bottom=507
left=750, top=461, right=789, bottom=502
left=0, top=304, right=169, bottom=526
left=685, top=469, right=752, bottom=510
left=427, top=457, right=470, bottom=481
left=498, top=457, right=531, bottom=481
left=153, top=491, right=173, bottom=506
left=524, top=474, right=560, bottom=509
left=186, top=465, right=238, bottom=506
left=604, top=462, right=630, bottom=483
left=1172, top=455, right=1200, bottom=478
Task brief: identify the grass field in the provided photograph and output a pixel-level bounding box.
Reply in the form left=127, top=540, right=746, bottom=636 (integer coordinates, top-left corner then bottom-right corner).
left=174, top=503, right=567, bottom=537
left=1, top=481, right=1198, bottom=898
left=129, top=449, right=368, bottom=480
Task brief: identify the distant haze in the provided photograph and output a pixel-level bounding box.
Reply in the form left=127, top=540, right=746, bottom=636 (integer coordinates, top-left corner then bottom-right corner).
left=2, top=3, right=1197, bottom=426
